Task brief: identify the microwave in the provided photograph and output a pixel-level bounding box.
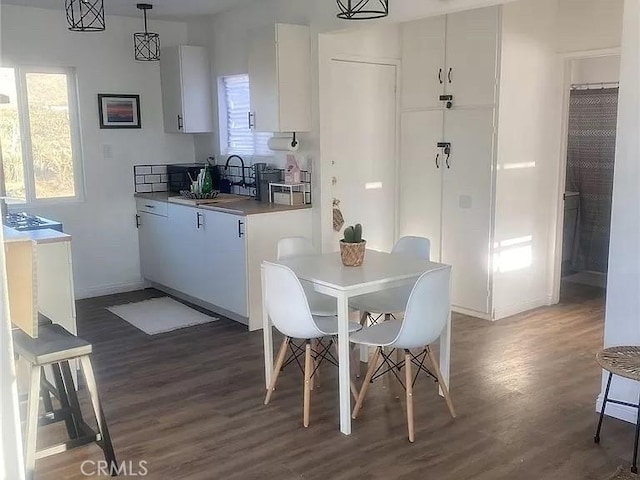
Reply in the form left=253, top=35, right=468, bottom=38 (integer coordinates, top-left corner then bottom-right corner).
left=167, top=164, right=206, bottom=193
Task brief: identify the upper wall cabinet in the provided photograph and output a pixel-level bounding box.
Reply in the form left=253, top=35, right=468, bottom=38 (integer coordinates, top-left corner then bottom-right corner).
left=160, top=45, right=214, bottom=134
left=248, top=24, right=311, bottom=133
left=401, top=7, right=499, bottom=110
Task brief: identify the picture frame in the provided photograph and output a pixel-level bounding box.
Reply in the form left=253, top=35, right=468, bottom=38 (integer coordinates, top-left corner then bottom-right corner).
left=98, top=94, right=141, bottom=129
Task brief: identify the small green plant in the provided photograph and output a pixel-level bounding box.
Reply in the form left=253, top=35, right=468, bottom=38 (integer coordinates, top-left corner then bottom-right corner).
left=342, top=223, right=364, bottom=243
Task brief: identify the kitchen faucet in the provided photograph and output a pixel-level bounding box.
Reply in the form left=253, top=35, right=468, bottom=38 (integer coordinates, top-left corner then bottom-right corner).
left=224, top=155, right=252, bottom=188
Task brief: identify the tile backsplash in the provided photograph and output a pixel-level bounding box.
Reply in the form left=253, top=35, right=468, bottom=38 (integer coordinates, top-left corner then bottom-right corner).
left=134, top=165, right=168, bottom=193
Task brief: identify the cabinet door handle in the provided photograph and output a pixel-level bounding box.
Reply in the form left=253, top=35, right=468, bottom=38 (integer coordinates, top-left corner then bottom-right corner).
left=135, top=214, right=141, bottom=228
left=447, top=67, right=453, bottom=84
left=435, top=153, right=440, bottom=169
left=248, top=112, right=255, bottom=129
left=196, top=212, right=203, bottom=229
left=144, top=204, right=155, bottom=209
left=445, top=154, right=451, bottom=169
left=178, top=115, right=184, bottom=130
left=238, top=220, right=244, bottom=238
left=438, top=68, right=443, bottom=85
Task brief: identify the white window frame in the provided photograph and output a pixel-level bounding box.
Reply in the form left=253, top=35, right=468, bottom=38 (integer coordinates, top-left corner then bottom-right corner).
left=217, top=74, right=272, bottom=157
left=2, top=65, right=85, bottom=206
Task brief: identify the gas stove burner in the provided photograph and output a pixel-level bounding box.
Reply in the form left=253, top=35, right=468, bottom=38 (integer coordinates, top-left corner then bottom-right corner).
left=4, top=212, right=64, bottom=232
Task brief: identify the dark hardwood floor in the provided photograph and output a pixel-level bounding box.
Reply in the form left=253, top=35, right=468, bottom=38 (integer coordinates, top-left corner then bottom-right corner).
left=34, top=282, right=635, bottom=479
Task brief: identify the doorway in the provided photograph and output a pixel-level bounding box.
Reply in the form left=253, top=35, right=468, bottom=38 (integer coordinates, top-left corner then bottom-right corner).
left=559, top=54, right=620, bottom=302
left=327, top=59, right=398, bottom=252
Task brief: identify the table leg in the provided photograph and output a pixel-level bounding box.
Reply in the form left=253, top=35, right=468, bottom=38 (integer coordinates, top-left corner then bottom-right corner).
left=439, top=309, right=451, bottom=397
left=262, top=265, right=273, bottom=390
left=337, top=292, right=352, bottom=435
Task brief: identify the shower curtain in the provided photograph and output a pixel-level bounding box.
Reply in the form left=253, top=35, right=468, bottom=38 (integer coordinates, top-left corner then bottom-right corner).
left=566, top=87, right=619, bottom=274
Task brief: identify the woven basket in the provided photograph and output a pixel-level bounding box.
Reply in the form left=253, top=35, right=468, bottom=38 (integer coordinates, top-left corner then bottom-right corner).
left=340, top=241, right=366, bottom=267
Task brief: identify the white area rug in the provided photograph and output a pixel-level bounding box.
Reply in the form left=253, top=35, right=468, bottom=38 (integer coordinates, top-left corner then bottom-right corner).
left=107, top=297, right=218, bottom=335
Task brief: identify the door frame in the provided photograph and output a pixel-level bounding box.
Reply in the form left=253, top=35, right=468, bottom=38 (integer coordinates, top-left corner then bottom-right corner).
left=549, top=47, right=621, bottom=303
left=319, top=52, right=402, bottom=252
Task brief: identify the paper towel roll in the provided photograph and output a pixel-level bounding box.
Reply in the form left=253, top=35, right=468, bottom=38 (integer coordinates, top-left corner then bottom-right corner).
left=268, top=136, right=300, bottom=152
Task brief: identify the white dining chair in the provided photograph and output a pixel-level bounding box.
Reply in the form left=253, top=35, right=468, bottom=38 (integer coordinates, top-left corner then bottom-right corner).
left=277, top=237, right=337, bottom=317
left=349, top=236, right=431, bottom=326
left=350, top=267, right=455, bottom=442
left=263, top=262, right=361, bottom=427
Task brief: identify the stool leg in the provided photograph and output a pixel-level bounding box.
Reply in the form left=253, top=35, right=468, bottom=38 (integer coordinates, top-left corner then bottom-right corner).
left=595, top=372, right=612, bottom=444
left=24, top=365, right=41, bottom=480
left=632, top=392, right=640, bottom=474
left=53, top=362, right=79, bottom=439
left=79, top=356, right=117, bottom=472
left=40, top=368, right=54, bottom=414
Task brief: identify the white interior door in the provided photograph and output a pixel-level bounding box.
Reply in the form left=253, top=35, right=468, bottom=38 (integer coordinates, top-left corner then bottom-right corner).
left=329, top=60, right=397, bottom=252
left=401, top=16, right=446, bottom=110
left=442, top=107, right=495, bottom=314
left=399, top=110, right=444, bottom=260
left=445, top=6, right=499, bottom=107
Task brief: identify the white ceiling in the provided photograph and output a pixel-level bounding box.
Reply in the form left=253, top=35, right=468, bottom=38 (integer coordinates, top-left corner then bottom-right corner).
left=0, top=0, right=258, bottom=20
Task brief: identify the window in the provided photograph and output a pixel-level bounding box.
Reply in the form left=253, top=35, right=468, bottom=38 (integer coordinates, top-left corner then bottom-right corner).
left=0, top=66, right=83, bottom=204
left=219, top=74, right=271, bottom=156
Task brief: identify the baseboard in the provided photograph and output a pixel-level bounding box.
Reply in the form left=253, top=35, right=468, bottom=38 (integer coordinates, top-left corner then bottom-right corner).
left=452, top=305, right=492, bottom=320
left=75, top=280, right=148, bottom=300
left=596, top=393, right=638, bottom=424
left=492, top=297, right=550, bottom=321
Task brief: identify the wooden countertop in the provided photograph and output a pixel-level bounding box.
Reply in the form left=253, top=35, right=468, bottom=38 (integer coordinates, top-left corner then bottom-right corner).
left=134, top=193, right=311, bottom=216
left=3, top=226, right=71, bottom=245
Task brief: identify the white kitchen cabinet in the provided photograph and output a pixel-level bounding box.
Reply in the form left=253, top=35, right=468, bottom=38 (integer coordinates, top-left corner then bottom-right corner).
left=137, top=211, right=170, bottom=286
left=445, top=7, right=500, bottom=108
left=401, top=16, right=446, bottom=110
left=400, top=6, right=499, bottom=110
left=137, top=198, right=312, bottom=330
left=441, top=108, right=496, bottom=314
left=399, top=110, right=444, bottom=260
left=248, top=23, right=311, bottom=133
left=200, top=210, right=248, bottom=318
left=160, top=45, right=213, bottom=134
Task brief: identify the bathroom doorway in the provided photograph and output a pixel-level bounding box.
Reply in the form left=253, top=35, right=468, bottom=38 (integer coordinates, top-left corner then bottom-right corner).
left=559, top=54, right=620, bottom=302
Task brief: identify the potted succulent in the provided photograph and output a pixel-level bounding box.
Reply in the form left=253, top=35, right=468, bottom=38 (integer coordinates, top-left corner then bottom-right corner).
left=340, top=223, right=366, bottom=267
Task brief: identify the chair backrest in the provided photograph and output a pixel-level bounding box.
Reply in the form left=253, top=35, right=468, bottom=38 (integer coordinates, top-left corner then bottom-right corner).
left=392, top=236, right=430, bottom=261
left=263, top=262, right=324, bottom=339
left=390, top=267, right=451, bottom=350
left=277, top=237, right=317, bottom=261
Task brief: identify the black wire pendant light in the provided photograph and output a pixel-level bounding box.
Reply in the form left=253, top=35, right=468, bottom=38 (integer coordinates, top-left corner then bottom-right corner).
left=65, top=0, right=106, bottom=32
left=134, top=3, right=160, bottom=61
left=337, top=0, right=389, bottom=20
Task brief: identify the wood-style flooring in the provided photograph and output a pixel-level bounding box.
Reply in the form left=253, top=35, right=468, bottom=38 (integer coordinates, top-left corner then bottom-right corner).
left=34, top=282, right=636, bottom=479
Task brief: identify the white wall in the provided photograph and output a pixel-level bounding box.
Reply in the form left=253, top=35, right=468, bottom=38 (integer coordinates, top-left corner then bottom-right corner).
left=492, top=0, right=564, bottom=318
left=598, top=0, right=640, bottom=424
left=556, top=0, right=625, bottom=53
left=0, top=5, right=195, bottom=298
left=571, top=55, right=621, bottom=84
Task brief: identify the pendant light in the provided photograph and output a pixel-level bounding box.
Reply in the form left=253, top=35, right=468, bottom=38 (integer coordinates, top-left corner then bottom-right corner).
left=337, top=0, right=389, bottom=20
left=65, top=0, right=106, bottom=32
left=134, top=3, right=160, bottom=62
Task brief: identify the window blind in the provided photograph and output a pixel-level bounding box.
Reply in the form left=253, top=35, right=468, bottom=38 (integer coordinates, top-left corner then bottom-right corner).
left=222, top=75, right=271, bottom=156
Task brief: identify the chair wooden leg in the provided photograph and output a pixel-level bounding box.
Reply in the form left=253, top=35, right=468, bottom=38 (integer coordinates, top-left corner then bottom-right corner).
left=331, top=338, right=359, bottom=400
left=303, top=341, right=312, bottom=428
left=264, top=337, right=290, bottom=405
left=359, top=311, right=370, bottom=326
left=24, top=365, right=41, bottom=480
left=405, top=350, right=415, bottom=443
left=426, top=347, right=456, bottom=418
left=79, top=356, right=117, bottom=468
left=352, top=347, right=381, bottom=419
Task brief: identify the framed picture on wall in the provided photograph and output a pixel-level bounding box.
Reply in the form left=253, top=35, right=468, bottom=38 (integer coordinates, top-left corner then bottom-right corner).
left=98, top=94, right=141, bottom=129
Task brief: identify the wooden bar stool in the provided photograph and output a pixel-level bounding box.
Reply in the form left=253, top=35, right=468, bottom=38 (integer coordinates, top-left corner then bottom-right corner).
left=594, top=346, right=640, bottom=474
left=13, top=323, right=117, bottom=480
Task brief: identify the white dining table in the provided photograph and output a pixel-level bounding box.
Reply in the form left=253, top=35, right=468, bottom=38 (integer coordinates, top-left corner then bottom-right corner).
left=261, top=249, right=452, bottom=435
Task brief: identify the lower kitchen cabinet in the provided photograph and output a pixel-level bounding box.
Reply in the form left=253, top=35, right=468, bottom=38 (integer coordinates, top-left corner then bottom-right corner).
left=137, top=199, right=312, bottom=330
